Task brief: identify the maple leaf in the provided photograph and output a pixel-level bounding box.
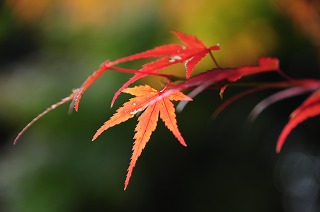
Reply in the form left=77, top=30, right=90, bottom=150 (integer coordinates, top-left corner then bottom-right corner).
left=214, top=79, right=320, bottom=118
left=110, top=31, right=220, bottom=106
left=71, top=31, right=219, bottom=110
left=276, top=90, right=320, bottom=152
left=92, top=85, right=192, bottom=190
left=152, top=57, right=280, bottom=111
left=212, top=78, right=320, bottom=152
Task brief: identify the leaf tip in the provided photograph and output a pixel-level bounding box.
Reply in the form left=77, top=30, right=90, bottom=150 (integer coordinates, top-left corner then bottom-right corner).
left=124, top=168, right=133, bottom=191
left=259, top=57, right=279, bottom=70
left=92, top=132, right=100, bottom=141
left=124, top=183, right=128, bottom=191
left=276, top=143, right=283, bottom=153
left=69, top=88, right=82, bottom=112
left=276, top=131, right=288, bottom=154
left=211, top=111, right=220, bottom=119
left=13, top=136, right=21, bottom=145
left=219, top=86, right=227, bottom=99
left=209, top=43, right=221, bottom=51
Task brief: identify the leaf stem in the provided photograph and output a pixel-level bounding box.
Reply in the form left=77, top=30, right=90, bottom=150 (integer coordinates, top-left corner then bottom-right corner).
left=14, top=90, right=77, bottom=145
left=209, top=51, right=221, bottom=69
left=108, top=66, right=185, bottom=81
left=277, top=69, right=295, bottom=81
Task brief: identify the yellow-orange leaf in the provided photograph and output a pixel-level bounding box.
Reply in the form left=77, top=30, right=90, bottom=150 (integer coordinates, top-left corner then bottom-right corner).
left=159, top=98, right=187, bottom=146
left=92, top=85, right=192, bottom=190
left=125, top=103, right=160, bottom=190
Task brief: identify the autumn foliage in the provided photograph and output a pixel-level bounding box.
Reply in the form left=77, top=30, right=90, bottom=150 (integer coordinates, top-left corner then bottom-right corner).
left=92, top=85, right=192, bottom=189
left=14, top=31, right=320, bottom=189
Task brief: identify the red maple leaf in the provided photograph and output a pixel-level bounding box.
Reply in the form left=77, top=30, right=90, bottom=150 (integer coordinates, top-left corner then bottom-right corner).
left=151, top=57, right=280, bottom=111
left=71, top=31, right=220, bottom=111
left=276, top=90, right=320, bottom=152
left=92, top=85, right=192, bottom=190
left=214, top=78, right=320, bottom=152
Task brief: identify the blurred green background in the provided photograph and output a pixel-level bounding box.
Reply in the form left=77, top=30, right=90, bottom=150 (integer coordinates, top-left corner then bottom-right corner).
left=1, top=0, right=320, bottom=211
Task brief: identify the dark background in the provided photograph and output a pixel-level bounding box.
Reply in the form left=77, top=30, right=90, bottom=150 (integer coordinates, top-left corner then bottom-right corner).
left=1, top=0, right=320, bottom=211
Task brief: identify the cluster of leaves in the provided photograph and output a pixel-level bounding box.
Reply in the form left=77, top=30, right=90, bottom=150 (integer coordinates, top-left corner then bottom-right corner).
left=14, top=32, right=320, bottom=190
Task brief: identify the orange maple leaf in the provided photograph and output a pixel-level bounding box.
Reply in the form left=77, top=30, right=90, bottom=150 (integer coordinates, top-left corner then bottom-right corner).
left=92, top=85, right=192, bottom=190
